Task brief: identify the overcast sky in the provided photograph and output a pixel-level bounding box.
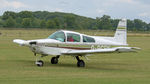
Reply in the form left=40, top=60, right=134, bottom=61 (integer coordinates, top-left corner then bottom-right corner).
left=0, top=0, right=150, bottom=23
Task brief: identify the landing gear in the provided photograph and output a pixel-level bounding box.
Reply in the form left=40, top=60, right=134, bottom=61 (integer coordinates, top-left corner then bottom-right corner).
left=35, top=55, right=60, bottom=67
left=35, top=55, right=45, bottom=67
left=36, top=60, right=44, bottom=67
left=35, top=55, right=85, bottom=67
left=51, top=55, right=60, bottom=64
left=76, top=56, right=85, bottom=67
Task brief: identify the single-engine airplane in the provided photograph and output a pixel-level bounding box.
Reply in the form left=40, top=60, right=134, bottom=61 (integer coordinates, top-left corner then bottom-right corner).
left=13, top=19, right=140, bottom=67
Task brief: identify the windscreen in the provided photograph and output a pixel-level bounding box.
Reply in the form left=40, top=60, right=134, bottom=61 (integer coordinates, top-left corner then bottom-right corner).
left=48, top=31, right=65, bottom=42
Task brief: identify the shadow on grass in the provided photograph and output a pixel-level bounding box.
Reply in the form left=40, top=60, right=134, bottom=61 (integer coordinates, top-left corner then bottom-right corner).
left=13, top=59, right=133, bottom=71
left=85, top=62, right=132, bottom=71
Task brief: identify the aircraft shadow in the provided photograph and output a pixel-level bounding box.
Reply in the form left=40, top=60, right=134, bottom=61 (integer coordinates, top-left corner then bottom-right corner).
left=13, top=59, right=134, bottom=71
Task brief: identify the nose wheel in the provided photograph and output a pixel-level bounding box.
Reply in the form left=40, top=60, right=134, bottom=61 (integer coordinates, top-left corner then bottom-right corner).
left=36, top=60, right=44, bottom=67
left=35, top=55, right=45, bottom=67
left=76, top=56, right=85, bottom=67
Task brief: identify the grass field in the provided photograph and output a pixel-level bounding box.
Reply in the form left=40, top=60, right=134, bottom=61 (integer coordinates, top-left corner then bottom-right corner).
left=0, top=29, right=150, bottom=84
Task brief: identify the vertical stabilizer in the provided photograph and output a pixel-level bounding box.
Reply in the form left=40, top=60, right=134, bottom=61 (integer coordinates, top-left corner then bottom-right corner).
left=114, top=19, right=127, bottom=45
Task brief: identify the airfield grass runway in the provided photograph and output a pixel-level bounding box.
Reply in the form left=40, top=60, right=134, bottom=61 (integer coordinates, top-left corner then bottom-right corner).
left=0, top=29, right=150, bottom=84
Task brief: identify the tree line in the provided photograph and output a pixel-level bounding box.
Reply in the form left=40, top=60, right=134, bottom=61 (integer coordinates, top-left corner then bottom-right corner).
left=0, top=11, right=149, bottom=31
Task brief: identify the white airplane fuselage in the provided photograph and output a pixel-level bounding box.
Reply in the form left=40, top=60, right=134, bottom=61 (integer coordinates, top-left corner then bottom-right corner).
left=24, top=31, right=127, bottom=56
left=13, top=19, right=140, bottom=67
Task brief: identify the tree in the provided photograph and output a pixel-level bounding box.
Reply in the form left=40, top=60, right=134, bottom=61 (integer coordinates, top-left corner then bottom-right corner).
left=19, top=11, right=33, bottom=18
left=21, top=18, right=32, bottom=28
left=40, top=20, right=46, bottom=28
left=65, top=15, right=76, bottom=29
left=31, top=18, right=40, bottom=28
left=0, top=20, right=3, bottom=27
left=46, top=20, right=56, bottom=28
left=0, top=10, right=149, bottom=30
left=147, top=23, right=150, bottom=31
left=4, top=16, right=16, bottom=28
left=95, top=15, right=112, bottom=30
left=2, top=11, right=17, bottom=20
left=100, top=15, right=112, bottom=30
left=111, top=19, right=119, bottom=30
left=134, top=19, right=146, bottom=31
left=53, top=18, right=60, bottom=28
left=93, top=17, right=100, bottom=30
left=127, top=19, right=135, bottom=31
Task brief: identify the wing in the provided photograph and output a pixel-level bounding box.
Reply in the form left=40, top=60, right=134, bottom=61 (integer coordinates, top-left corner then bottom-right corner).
left=62, top=47, right=140, bottom=55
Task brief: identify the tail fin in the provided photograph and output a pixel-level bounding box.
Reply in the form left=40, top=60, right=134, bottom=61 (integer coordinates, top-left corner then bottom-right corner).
left=114, top=19, right=127, bottom=45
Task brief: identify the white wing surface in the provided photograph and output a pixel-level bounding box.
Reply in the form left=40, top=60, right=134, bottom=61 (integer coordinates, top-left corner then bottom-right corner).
left=62, top=47, right=140, bottom=55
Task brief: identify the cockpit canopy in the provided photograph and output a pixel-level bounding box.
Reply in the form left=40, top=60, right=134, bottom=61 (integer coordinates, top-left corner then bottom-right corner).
left=67, top=33, right=80, bottom=42
left=48, top=31, right=65, bottom=42
left=48, top=30, right=95, bottom=43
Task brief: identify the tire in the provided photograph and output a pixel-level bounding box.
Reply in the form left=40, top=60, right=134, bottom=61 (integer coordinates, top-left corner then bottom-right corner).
left=36, top=60, right=44, bottom=67
left=77, top=60, right=85, bottom=67
left=51, top=57, right=58, bottom=64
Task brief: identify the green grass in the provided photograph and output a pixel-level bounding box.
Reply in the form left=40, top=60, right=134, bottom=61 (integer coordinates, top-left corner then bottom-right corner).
left=0, top=29, right=150, bottom=84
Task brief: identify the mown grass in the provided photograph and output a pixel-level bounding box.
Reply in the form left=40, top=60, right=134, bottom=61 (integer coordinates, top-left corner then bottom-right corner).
left=0, top=29, right=150, bottom=84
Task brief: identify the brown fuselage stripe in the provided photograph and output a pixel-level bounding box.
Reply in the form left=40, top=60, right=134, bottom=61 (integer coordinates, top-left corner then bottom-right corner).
left=45, top=45, right=91, bottom=50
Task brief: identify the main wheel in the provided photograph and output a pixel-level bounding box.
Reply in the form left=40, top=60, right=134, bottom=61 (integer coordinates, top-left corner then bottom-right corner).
left=51, top=57, right=58, bottom=64
left=36, top=60, right=44, bottom=67
left=77, top=60, right=85, bottom=67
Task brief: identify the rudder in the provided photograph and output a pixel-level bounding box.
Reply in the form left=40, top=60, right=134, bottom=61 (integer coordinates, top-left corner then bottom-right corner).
left=114, top=19, right=127, bottom=45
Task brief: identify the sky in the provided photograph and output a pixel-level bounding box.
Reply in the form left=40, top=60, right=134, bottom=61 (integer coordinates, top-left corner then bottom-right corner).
left=0, top=0, right=150, bottom=23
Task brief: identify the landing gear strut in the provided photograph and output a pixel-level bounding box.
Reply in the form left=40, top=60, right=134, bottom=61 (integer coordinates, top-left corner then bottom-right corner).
left=76, top=56, right=85, bottom=67
left=51, top=55, right=60, bottom=64
left=35, top=55, right=44, bottom=67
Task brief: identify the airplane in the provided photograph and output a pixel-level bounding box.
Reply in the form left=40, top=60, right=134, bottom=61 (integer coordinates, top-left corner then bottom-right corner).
left=13, top=19, right=140, bottom=67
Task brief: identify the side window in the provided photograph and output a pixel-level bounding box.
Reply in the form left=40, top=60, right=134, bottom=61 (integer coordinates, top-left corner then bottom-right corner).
left=83, top=36, right=95, bottom=43
left=67, top=33, right=80, bottom=42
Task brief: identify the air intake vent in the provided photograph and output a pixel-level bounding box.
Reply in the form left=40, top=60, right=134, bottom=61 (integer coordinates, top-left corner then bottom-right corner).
left=29, top=41, right=37, bottom=45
